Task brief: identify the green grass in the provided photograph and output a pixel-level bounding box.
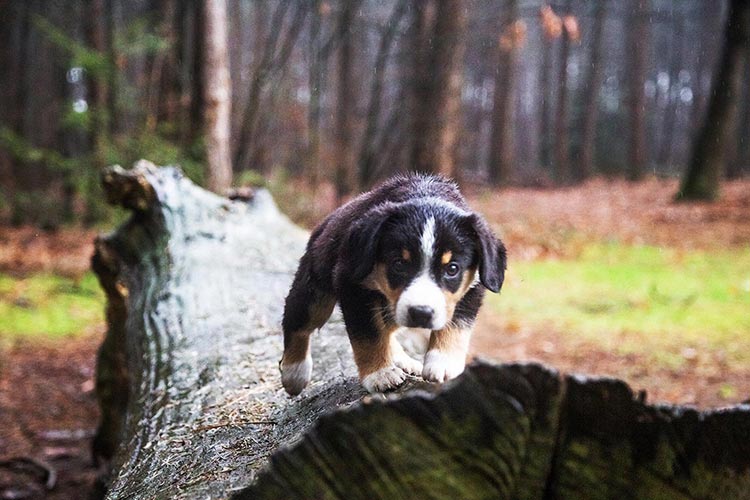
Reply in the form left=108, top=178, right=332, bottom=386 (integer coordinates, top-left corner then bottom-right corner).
left=0, top=272, right=104, bottom=339
left=486, top=243, right=750, bottom=369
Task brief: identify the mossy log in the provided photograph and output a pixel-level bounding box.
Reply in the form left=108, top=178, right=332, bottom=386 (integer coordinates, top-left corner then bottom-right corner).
left=92, top=162, right=750, bottom=500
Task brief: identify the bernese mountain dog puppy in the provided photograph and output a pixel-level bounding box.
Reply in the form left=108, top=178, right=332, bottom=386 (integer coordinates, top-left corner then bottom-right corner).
left=280, top=173, right=506, bottom=395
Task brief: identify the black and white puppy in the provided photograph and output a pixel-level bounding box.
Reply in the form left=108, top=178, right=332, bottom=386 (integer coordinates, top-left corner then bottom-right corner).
left=280, top=173, right=506, bottom=395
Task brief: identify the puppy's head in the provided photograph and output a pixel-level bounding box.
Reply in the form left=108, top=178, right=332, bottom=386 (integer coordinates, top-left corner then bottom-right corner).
left=342, top=199, right=506, bottom=330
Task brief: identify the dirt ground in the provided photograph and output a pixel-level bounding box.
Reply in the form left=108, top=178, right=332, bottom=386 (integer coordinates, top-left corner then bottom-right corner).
left=0, top=177, right=749, bottom=498
left=466, top=177, right=750, bottom=408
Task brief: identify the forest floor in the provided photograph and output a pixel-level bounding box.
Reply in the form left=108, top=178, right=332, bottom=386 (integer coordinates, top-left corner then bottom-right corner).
left=1, top=176, right=749, bottom=498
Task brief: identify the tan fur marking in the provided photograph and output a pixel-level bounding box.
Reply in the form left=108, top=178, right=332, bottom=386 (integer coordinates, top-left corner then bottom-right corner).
left=363, top=264, right=404, bottom=306
left=442, top=268, right=476, bottom=321
left=282, top=297, right=335, bottom=364
left=282, top=331, right=312, bottom=364
left=402, top=248, right=411, bottom=261
left=428, top=325, right=471, bottom=355
left=309, top=297, right=337, bottom=328
left=350, top=318, right=397, bottom=378
left=441, top=251, right=453, bottom=265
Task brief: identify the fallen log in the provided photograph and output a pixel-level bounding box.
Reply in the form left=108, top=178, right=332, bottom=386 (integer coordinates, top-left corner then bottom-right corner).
left=92, top=162, right=750, bottom=500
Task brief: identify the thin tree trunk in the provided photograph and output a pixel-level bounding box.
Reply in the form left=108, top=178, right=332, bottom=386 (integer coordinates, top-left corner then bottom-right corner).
left=234, top=3, right=307, bottom=173
left=334, top=0, right=356, bottom=202
left=408, top=0, right=434, bottom=174
left=104, top=0, right=119, bottom=138
left=553, top=0, right=574, bottom=184
left=538, top=34, right=553, bottom=172
left=307, top=0, right=323, bottom=187
left=487, top=0, right=519, bottom=185
left=730, top=52, right=750, bottom=178
left=410, top=0, right=467, bottom=177
left=358, top=0, right=408, bottom=188
left=678, top=0, right=750, bottom=200
left=579, top=0, right=606, bottom=180
left=0, top=2, right=20, bottom=204
left=203, top=0, right=233, bottom=193
left=657, top=17, right=685, bottom=168
left=626, top=0, right=650, bottom=181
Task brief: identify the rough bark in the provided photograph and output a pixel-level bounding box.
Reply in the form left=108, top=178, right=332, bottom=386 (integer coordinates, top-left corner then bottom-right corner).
left=93, top=163, right=750, bottom=499
left=678, top=0, right=750, bottom=200
left=203, top=0, right=233, bottom=193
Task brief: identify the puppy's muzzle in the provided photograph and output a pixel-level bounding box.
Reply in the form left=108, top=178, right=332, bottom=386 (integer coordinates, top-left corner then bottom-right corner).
left=407, top=305, right=434, bottom=328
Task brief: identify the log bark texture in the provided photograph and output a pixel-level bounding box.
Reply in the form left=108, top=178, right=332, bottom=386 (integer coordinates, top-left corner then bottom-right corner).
left=93, top=162, right=750, bottom=500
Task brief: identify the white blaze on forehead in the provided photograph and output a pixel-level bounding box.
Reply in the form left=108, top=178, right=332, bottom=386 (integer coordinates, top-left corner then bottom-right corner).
left=395, top=216, right=447, bottom=330
left=420, top=216, right=436, bottom=266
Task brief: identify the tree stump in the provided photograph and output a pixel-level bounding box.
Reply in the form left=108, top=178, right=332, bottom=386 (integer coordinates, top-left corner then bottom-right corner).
left=92, top=162, right=750, bottom=499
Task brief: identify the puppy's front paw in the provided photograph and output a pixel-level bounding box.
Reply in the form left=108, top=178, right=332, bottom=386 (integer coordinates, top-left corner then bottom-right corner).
left=393, top=351, right=423, bottom=376
left=422, top=350, right=465, bottom=383
left=361, top=365, right=407, bottom=393
left=280, top=355, right=312, bottom=396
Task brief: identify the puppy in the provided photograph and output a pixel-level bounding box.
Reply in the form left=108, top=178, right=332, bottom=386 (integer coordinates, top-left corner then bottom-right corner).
left=280, top=173, right=506, bottom=395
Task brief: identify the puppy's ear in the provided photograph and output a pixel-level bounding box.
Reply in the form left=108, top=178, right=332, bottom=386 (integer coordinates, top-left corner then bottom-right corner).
left=341, top=204, right=396, bottom=282
left=467, top=214, right=507, bottom=293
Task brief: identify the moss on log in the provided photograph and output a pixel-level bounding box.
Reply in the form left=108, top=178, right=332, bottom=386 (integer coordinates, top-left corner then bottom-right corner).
left=92, top=162, right=750, bottom=499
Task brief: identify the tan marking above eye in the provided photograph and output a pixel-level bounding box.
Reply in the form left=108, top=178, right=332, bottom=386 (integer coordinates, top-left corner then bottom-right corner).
left=402, top=248, right=411, bottom=261
left=441, top=251, right=453, bottom=265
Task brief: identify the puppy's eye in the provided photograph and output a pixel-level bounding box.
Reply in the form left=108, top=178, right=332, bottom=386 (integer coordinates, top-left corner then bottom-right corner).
left=392, top=258, right=408, bottom=270
left=444, top=262, right=460, bottom=278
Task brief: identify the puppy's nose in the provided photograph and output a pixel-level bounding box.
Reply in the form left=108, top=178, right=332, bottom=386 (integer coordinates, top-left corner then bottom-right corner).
left=407, top=306, right=434, bottom=328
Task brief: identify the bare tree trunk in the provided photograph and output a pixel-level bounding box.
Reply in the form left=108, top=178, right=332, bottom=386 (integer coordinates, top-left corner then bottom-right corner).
left=234, top=3, right=307, bottom=174
left=730, top=52, right=750, bottom=178
left=334, top=0, right=356, bottom=202
left=358, top=0, right=409, bottom=188
left=410, top=0, right=467, bottom=177
left=626, top=0, right=650, bottom=181
left=202, top=0, right=233, bottom=193
left=657, top=17, right=685, bottom=168
left=690, top=6, right=724, bottom=134
left=579, top=0, right=607, bottom=180
left=408, top=0, right=435, bottom=174
left=679, top=0, right=750, bottom=200
left=487, top=0, right=519, bottom=186
left=538, top=14, right=554, bottom=173
left=0, top=2, right=19, bottom=205
left=553, top=0, right=574, bottom=184
left=307, top=0, right=324, bottom=187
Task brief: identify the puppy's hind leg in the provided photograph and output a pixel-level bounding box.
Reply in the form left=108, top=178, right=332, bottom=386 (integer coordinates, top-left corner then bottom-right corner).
left=280, top=257, right=335, bottom=396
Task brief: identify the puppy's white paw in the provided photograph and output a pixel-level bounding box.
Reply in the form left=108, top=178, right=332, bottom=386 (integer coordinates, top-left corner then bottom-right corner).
left=280, top=355, right=312, bottom=396
left=361, top=365, right=407, bottom=393
left=392, top=351, right=423, bottom=376
left=422, top=350, right=465, bottom=383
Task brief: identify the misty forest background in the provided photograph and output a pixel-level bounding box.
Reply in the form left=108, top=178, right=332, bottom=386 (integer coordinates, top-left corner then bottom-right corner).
left=0, top=0, right=749, bottom=228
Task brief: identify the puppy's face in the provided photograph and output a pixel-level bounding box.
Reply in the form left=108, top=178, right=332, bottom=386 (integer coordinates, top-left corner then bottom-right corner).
left=378, top=214, right=476, bottom=330
left=360, top=204, right=491, bottom=330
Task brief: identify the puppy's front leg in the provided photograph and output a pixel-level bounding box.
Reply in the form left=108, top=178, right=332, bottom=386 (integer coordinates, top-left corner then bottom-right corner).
left=422, top=326, right=472, bottom=383
left=423, top=285, right=484, bottom=383
left=339, top=286, right=406, bottom=393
